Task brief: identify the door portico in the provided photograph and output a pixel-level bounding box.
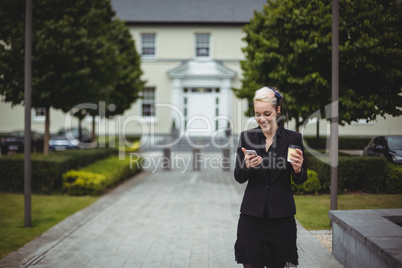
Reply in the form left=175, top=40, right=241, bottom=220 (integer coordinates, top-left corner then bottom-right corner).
left=168, top=60, right=236, bottom=136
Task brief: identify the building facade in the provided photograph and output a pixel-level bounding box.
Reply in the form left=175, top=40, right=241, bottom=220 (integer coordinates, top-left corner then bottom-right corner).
left=112, top=0, right=268, bottom=139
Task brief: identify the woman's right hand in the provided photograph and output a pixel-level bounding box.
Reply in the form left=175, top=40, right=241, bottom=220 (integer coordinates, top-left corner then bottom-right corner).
left=242, top=147, right=262, bottom=168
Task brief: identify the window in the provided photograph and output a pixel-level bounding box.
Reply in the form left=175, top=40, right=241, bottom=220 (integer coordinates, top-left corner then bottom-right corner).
left=32, top=107, right=46, bottom=122
left=142, top=87, right=155, bottom=117
left=184, top=87, right=213, bottom=93
left=141, top=33, right=156, bottom=58
left=35, top=107, right=46, bottom=116
left=195, top=33, right=210, bottom=58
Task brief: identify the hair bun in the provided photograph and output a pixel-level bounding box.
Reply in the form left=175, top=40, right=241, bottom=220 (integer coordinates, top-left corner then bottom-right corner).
left=274, top=91, right=282, bottom=100
left=268, top=86, right=282, bottom=100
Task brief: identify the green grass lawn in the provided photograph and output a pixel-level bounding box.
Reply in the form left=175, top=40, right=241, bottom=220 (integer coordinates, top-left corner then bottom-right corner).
left=0, top=193, right=98, bottom=260
left=295, top=194, right=402, bottom=230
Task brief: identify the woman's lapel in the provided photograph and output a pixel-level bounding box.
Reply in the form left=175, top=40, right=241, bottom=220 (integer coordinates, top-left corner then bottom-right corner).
left=248, top=127, right=291, bottom=185
left=248, top=129, right=269, bottom=185
left=268, top=132, right=289, bottom=185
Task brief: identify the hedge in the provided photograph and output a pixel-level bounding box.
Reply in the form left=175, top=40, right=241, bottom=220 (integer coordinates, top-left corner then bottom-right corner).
left=0, top=148, right=117, bottom=194
left=303, top=136, right=372, bottom=150
left=118, top=140, right=141, bottom=153
left=304, top=150, right=395, bottom=193
left=385, top=163, right=402, bottom=194
left=62, top=155, right=141, bottom=195
left=292, top=169, right=321, bottom=195
left=96, top=135, right=141, bottom=149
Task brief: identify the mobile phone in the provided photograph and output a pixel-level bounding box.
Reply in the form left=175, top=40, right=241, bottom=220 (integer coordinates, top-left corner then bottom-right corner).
left=245, top=149, right=258, bottom=156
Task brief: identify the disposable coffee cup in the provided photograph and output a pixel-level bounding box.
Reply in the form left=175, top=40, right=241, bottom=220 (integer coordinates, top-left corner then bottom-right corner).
left=287, top=145, right=301, bottom=163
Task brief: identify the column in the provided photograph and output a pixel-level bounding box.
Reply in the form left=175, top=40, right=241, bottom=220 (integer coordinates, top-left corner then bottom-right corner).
left=220, top=78, right=233, bottom=129
left=171, top=79, right=183, bottom=130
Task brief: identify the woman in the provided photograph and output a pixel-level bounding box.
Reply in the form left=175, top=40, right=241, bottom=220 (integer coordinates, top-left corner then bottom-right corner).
left=234, top=86, right=307, bottom=268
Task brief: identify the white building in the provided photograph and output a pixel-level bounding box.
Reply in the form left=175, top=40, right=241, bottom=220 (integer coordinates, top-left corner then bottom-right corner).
left=111, top=0, right=267, bottom=140
left=0, top=0, right=400, bottom=143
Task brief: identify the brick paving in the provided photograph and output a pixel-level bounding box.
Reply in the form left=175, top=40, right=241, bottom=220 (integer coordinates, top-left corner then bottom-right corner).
left=0, top=152, right=343, bottom=268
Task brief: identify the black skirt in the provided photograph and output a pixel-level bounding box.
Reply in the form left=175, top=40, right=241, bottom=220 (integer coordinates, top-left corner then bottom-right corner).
left=234, top=213, right=299, bottom=267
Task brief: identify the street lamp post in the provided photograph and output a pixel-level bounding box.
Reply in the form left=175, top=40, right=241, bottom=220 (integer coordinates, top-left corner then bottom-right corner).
left=24, top=0, right=32, bottom=228
left=330, top=0, right=339, bottom=211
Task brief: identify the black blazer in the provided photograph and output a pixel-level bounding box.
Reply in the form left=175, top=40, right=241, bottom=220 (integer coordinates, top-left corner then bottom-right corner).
left=234, top=125, right=307, bottom=218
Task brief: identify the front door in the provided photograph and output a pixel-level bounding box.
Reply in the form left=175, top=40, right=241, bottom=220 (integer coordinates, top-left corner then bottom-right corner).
left=184, top=88, right=219, bottom=136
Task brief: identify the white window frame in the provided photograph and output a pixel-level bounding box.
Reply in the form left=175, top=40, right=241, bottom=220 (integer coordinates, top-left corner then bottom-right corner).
left=32, top=107, right=46, bottom=122
left=141, top=33, right=156, bottom=59
left=195, top=33, right=211, bottom=59
left=142, top=87, right=156, bottom=120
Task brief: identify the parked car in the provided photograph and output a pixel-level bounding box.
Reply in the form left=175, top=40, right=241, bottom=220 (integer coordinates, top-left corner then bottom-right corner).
left=49, top=127, right=91, bottom=151
left=0, top=130, right=44, bottom=155
left=363, top=135, right=402, bottom=164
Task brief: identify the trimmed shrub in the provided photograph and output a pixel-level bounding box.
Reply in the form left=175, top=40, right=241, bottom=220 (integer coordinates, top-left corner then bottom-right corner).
left=62, top=155, right=141, bottom=195
left=305, top=151, right=388, bottom=193
left=304, top=136, right=372, bottom=150
left=0, top=148, right=117, bottom=193
left=118, top=140, right=141, bottom=153
left=292, top=169, right=321, bottom=195
left=63, top=171, right=106, bottom=195
left=385, top=163, right=402, bottom=194
left=96, top=135, right=141, bottom=149
left=338, top=157, right=387, bottom=193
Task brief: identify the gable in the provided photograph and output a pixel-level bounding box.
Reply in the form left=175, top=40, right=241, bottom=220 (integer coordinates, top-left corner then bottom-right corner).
left=168, top=60, right=236, bottom=79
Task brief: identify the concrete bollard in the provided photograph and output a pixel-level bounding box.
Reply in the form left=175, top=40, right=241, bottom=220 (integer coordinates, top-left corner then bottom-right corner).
left=193, top=148, right=201, bottom=171
left=222, top=148, right=230, bottom=171
left=162, top=147, right=171, bottom=170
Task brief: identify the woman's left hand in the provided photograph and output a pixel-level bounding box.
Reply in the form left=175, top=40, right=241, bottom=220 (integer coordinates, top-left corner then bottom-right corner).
left=290, top=148, right=304, bottom=174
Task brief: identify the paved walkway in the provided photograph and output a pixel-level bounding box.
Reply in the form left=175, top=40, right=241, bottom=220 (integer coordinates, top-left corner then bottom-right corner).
left=0, top=152, right=343, bottom=268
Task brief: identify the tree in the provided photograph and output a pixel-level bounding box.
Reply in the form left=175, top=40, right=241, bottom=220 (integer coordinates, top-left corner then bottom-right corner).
left=235, top=0, right=402, bottom=131
left=86, top=18, right=145, bottom=142
left=0, top=0, right=144, bottom=154
left=34, top=0, right=120, bottom=153
left=105, top=19, right=144, bottom=117
left=235, top=0, right=332, bottom=132
left=338, top=0, right=402, bottom=123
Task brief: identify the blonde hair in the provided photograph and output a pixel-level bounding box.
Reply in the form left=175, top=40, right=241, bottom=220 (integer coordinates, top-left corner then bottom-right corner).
left=253, top=86, right=278, bottom=107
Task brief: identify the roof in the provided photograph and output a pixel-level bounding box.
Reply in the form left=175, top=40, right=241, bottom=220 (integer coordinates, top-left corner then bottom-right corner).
left=111, top=0, right=267, bottom=24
